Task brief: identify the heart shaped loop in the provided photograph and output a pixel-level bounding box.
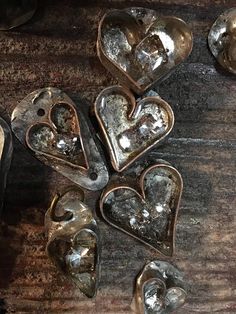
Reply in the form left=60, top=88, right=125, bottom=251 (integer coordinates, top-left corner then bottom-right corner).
left=97, top=8, right=193, bottom=94
left=95, top=86, right=174, bottom=172
left=133, top=260, right=187, bottom=314
left=100, top=163, right=183, bottom=256
left=45, top=188, right=100, bottom=298
left=11, top=87, right=109, bottom=191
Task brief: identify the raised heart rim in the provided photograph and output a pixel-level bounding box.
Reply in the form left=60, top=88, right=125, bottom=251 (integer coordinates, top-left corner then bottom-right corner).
left=94, top=85, right=174, bottom=172
left=100, top=163, right=183, bottom=256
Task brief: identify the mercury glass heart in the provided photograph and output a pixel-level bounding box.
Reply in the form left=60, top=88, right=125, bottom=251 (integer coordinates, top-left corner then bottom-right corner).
left=100, top=163, right=183, bottom=256
left=97, top=7, right=193, bottom=94
left=208, top=8, right=236, bottom=74
left=45, top=188, right=100, bottom=298
left=11, top=87, right=109, bottom=191
left=95, top=86, right=174, bottom=172
left=0, top=117, right=13, bottom=216
left=133, top=260, right=187, bottom=313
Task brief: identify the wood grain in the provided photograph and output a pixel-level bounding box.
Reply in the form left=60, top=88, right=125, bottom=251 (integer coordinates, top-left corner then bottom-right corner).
left=0, top=0, right=236, bottom=313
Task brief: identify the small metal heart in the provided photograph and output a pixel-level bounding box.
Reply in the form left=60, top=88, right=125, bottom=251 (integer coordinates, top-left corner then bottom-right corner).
left=45, top=188, right=100, bottom=298
left=0, top=117, right=13, bottom=216
left=11, top=87, right=109, bottom=191
left=100, top=163, right=183, bottom=256
left=133, top=260, right=187, bottom=314
left=95, top=86, right=174, bottom=172
left=97, top=7, right=193, bottom=94
left=208, top=8, right=236, bottom=74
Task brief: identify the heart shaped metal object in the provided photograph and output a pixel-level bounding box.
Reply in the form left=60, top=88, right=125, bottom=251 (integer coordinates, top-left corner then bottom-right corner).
left=133, top=260, right=187, bottom=313
left=95, top=86, right=174, bottom=172
left=0, top=117, right=13, bottom=216
left=100, top=163, right=183, bottom=256
left=11, top=87, right=109, bottom=191
left=45, top=188, right=100, bottom=298
left=97, top=7, right=193, bottom=94
left=208, top=8, right=236, bottom=74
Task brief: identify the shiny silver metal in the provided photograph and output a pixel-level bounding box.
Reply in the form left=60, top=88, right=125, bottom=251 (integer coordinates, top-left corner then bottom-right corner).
left=45, top=187, right=100, bottom=298
left=208, top=8, right=236, bottom=74
left=0, top=0, right=37, bottom=30
left=100, top=162, right=183, bottom=256
left=11, top=87, right=109, bottom=191
left=97, top=7, right=193, bottom=94
left=0, top=117, right=13, bottom=216
left=132, top=260, right=187, bottom=313
left=95, top=85, right=174, bottom=172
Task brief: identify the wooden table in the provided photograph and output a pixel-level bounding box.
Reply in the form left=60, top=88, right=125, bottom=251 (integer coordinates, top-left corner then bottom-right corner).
left=0, top=1, right=235, bottom=313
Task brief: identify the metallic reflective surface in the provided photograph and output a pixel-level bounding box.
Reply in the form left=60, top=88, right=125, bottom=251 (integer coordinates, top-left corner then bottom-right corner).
left=100, top=162, right=183, bottom=256
left=97, top=7, right=193, bottom=94
left=45, top=188, right=100, bottom=298
left=0, top=117, right=13, bottom=216
left=11, top=87, right=109, bottom=191
left=95, top=86, right=174, bottom=172
left=0, top=0, right=37, bottom=30
left=208, top=8, right=236, bottom=74
left=133, top=261, right=187, bottom=313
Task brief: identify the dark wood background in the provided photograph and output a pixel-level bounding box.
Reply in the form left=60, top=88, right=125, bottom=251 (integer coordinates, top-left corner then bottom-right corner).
left=0, top=0, right=236, bottom=313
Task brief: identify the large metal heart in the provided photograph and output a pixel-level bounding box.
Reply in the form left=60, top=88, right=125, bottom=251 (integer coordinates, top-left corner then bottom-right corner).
left=45, top=188, right=100, bottom=298
left=95, top=86, right=174, bottom=172
left=97, top=7, right=193, bottom=94
left=11, top=87, right=109, bottom=191
left=100, top=163, right=183, bottom=256
left=133, top=260, right=187, bottom=313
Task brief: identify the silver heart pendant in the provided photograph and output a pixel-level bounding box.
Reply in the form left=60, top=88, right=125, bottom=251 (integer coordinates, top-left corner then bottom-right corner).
left=133, top=260, right=187, bottom=313
left=97, top=7, right=193, bottom=94
left=11, top=87, right=109, bottom=191
left=95, top=86, right=174, bottom=172
left=45, top=188, right=100, bottom=298
left=0, top=117, right=13, bottom=216
left=100, top=162, right=183, bottom=256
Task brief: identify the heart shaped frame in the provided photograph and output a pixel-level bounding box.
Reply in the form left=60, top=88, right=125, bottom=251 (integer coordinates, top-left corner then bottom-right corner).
left=45, top=188, right=100, bottom=298
left=95, top=85, right=174, bottom=172
left=11, top=87, right=109, bottom=191
left=133, top=260, right=187, bottom=313
left=100, top=163, right=183, bottom=256
left=97, top=7, right=193, bottom=94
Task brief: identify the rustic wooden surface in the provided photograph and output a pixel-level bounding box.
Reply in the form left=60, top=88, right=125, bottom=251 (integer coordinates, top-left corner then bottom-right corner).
left=0, top=0, right=236, bottom=313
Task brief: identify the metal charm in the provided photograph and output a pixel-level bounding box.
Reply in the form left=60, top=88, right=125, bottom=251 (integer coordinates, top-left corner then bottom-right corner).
left=132, top=260, right=187, bottom=313
left=0, top=117, right=13, bottom=216
left=100, top=162, right=183, bottom=256
left=208, top=8, right=236, bottom=74
left=0, top=0, right=37, bottom=30
left=95, top=85, right=174, bottom=172
left=97, top=7, right=193, bottom=94
left=45, top=188, right=100, bottom=298
left=11, top=87, right=109, bottom=191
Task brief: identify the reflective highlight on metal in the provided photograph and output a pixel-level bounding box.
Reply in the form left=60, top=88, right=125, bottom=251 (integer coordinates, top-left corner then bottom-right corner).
left=45, top=188, right=100, bottom=298
left=95, top=86, right=174, bottom=172
left=100, top=162, right=183, bottom=256
left=208, top=8, right=236, bottom=74
left=0, top=0, right=37, bottom=30
left=97, top=7, right=193, bottom=94
left=11, top=87, right=109, bottom=191
left=132, top=261, right=187, bottom=313
left=0, top=117, right=13, bottom=215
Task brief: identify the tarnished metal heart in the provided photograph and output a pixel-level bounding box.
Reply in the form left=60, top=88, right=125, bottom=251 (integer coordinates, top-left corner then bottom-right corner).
left=208, top=8, right=236, bottom=74
left=45, top=188, right=100, bottom=298
left=0, top=117, right=13, bottom=216
left=97, top=7, right=193, bottom=94
left=133, top=260, right=187, bottom=313
left=0, top=0, right=37, bottom=30
left=100, top=163, right=183, bottom=256
left=11, top=87, right=109, bottom=191
left=95, top=86, right=174, bottom=172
